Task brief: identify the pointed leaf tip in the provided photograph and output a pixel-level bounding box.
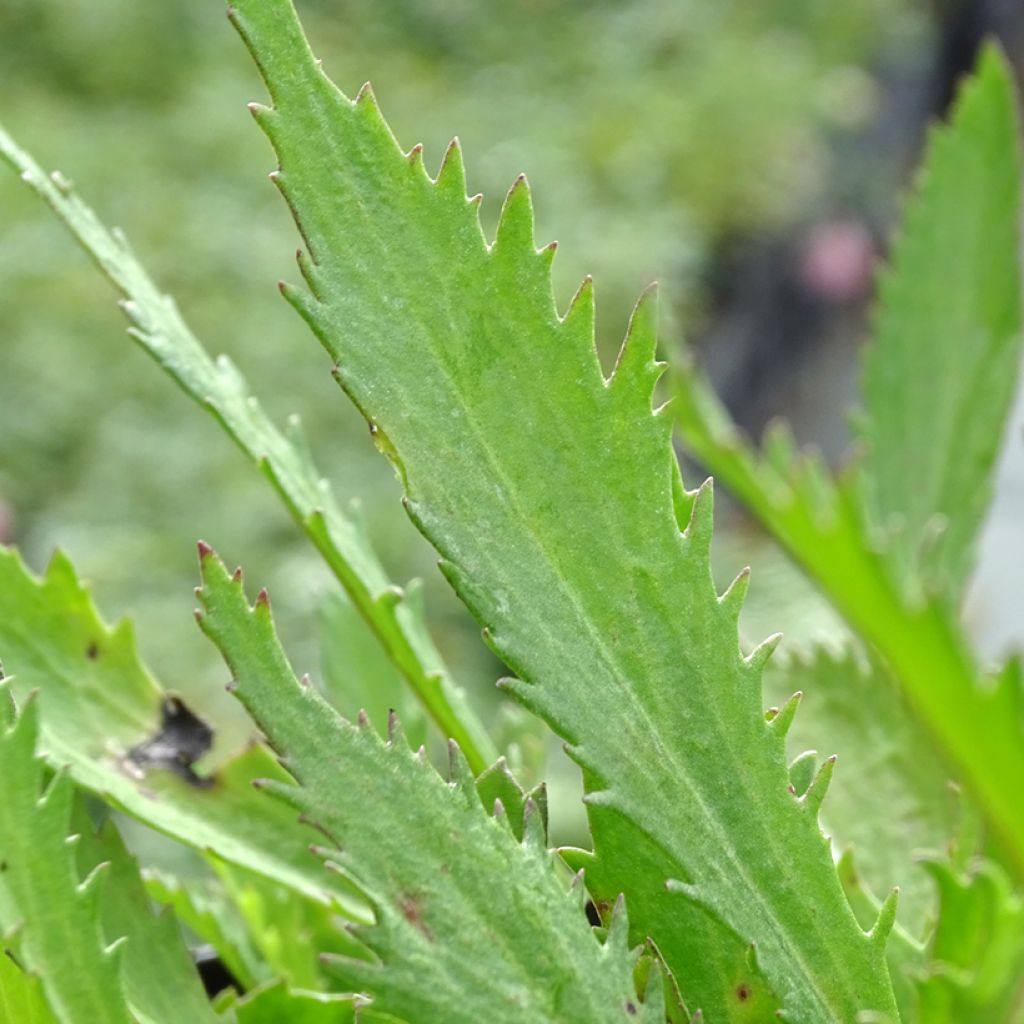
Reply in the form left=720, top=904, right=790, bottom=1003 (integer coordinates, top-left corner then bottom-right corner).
left=719, top=566, right=751, bottom=618
left=868, top=888, right=899, bottom=948
left=493, top=174, right=535, bottom=254
left=746, top=632, right=782, bottom=673
left=682, top=478, right=714, bottom=553
left=767, top=691, right=802, bottom=741
left=799, top=754, right=836, bottom=818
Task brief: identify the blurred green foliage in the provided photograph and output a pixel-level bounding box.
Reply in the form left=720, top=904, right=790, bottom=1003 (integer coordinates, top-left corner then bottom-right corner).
left=0, top=0, right=925, bottom=770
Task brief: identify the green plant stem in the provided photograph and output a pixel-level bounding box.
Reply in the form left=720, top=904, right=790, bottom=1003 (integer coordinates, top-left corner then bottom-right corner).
left=0, top=125, right=496, bottom=774
left=675, top=368, right=1024, bottom=878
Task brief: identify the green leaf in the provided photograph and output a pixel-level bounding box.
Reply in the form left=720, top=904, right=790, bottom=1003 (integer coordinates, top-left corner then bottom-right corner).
left=195, top=546, right=664, bottom=1024
left=0, top=545, right=367, bottom=916
left=674, top=193, right=1024, bottom=881
left=70, top=806, right=221, bottom=1024
left=915, top=858, right=1024, bottom=1022
left=0, top=689, right=132, bottom=1024
left=763, top=645, right=956, bottom=939
left=209, top=857, right=366, bottom=992
left=228, top=981, right=355, bottom=1024
left=858, top=45, right=1024, bottom=598
left=0, top=952, right=59, bottom=1024
left=144, top=868, right=267, bottom=992
left=319, top=589, right=426, bottom=750
left=227, top=0, right=899, bottom=1017
left=0, top=123, right=495, bottom=777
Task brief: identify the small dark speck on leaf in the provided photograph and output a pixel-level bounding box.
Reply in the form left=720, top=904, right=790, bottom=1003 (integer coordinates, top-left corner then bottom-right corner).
left=86, top=642, right=99, bottom=660
left=736, top=984, right=751, bottom=1002
left=625, top=1001, right=637, bottom=1015
left=127, top=696, right=215, bottom=789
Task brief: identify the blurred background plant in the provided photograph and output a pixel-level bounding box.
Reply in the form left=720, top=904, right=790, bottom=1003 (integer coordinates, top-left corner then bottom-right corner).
left=2, top=0, right=1022, bottom=846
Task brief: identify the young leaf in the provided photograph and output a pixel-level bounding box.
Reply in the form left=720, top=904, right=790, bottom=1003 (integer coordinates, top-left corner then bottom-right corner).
left=0, top=545, right=366, bottom=917
left=228, top=0, right=900, bottom=1017
left=0, top=689, right=132, bottom=1024
left=195, top=546, right=663, bottom=1024
left=0, top=124, right=495, bottom=776
left=858, top=46, right=1024, bottom=598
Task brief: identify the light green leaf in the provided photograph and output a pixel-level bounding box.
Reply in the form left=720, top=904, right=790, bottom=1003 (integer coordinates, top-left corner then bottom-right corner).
left=209, top=857, right=366, bottom=992
left=0, top=689, right=132, bottom=1024
left=195, top=546, right=664, bottom=1024
left=0, top=123, right=495, bottom=776
left=763, top=645, right=955, bottom=939
left=0, top=545, right=367, bottom=916
left=71, top=807, right=221, bottom=1024
left=227, top=980, right=355, bottom=1024
left=0, top=952, right=59, bottom=1024
left=858, top=45, right=1024, bottom=598
left=915, top=858, right=1024, bottom=1022
left=319, top=589, right=426, bottom=750
left=674, top=262, right=1024, bottom=880
left=144, top=868, right=267, bottom=992
left=227, top=0, right=899, bottom=1017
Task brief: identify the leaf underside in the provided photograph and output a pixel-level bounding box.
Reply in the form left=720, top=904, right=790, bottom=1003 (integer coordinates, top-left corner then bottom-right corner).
left=228, top=0, right=900, bottom=1018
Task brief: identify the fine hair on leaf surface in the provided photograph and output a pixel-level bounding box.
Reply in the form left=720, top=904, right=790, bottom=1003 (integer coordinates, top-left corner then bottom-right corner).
left=225, top=0, right=902, bottom=1018
left=0, top=3, right=1022, bottom=1023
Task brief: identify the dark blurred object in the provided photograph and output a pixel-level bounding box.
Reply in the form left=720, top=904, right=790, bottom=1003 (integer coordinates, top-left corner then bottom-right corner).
left=931, top=0, right=1024, bottom=112
left=695, top=0, right=1024, bottom=458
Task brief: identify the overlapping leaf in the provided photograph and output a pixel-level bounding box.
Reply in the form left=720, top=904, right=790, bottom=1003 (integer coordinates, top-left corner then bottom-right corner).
left=0, top=125, right=494, bottom=775
left=0, top=545, right=366, bottom=915
left=763, top=646, right=956, bottom=939
left=195, top=546, right=663, bottom=1024
left=227, top=0, right=900, bottom=1017
left=674, top=50, right=1024, bottom=877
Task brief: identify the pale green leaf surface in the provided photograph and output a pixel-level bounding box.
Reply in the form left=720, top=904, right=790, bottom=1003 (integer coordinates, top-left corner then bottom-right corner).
left=0, top=953, right=59, bottom=1024
left=195, top=547, right=663, bottom=1024
left=858, top=46, right=1024, bottom=597
left=227, top=0, right=900, bottom=1018
left=0, top=545, right=367, bottom=916
left=674, top=370, right=1024, bottom=876
left=0, top=124, right=495, bottom=776
left=0, top=691, right=132, bottom=1024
